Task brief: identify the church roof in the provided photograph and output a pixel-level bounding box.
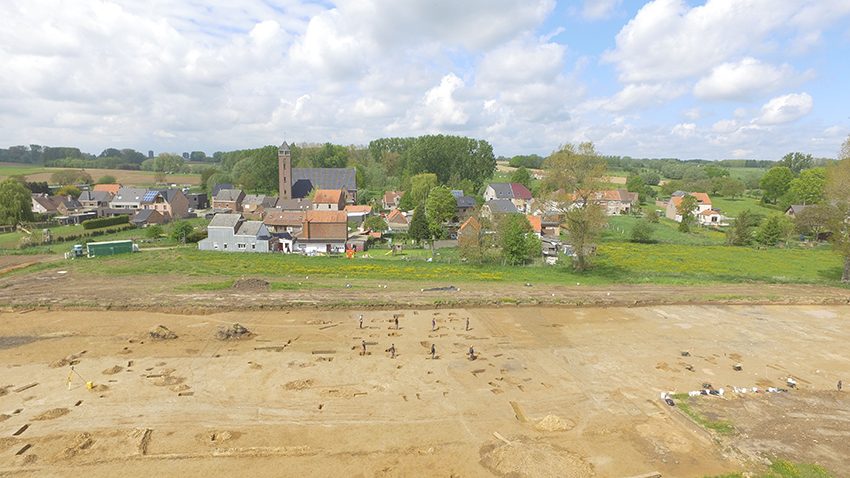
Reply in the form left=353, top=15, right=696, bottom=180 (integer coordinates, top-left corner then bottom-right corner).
left=291, top=168, right=356, bottom=199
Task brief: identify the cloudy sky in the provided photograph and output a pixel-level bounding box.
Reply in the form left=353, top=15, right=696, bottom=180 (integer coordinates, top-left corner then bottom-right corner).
left=2, top=0, right=849, bottom=159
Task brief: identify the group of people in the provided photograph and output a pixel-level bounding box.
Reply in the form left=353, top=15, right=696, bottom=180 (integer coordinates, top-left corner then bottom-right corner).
left=357, top=314, right=475, bottom=361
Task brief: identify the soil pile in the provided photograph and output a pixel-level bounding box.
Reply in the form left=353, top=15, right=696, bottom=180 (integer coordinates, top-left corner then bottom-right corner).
left=149, top=325, right=178, bottom=340
left=102, top=365, right=123, bottom=375
left=534, top=414, right=575, bottom=432
left=232, top=279, right=269, bottom=291
left=33, top=408, right=70, bottom=421
left=284, top=379, right=314, bottom=391
left=216, top=323, right=253, bottom=340
left=479, top=438, right=592, bottom=478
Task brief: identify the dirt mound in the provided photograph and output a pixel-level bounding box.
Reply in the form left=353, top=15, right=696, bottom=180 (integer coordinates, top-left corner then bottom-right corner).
left=232, top=278, right=269, bottom=291
left=284, top=379, right=314, bottom=391
left=149, top=325, right=178, bottom=340
left=171, top=384, right=191, bottom=392
left=0, top=414, right=10, bottom=422
left=153, top=376, right=184, bottom=387
left=534, top=414, right=575, bottom=432
left=60, top=432, right=94, bottom=459
left=0, top=385, right=11, bottom=397
left=33, top=408, right=70, bottom=421
left=102, top=365, right=123, bottom=375
left=479, top=437, right=592, bottom=478
left=216, top=323, right=253, bottom=340
left=91, top=384, right=110, bottom=392
left=49, top=351, right=84, bottom=368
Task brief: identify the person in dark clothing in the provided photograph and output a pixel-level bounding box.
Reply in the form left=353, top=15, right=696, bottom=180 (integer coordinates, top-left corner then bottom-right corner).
left=431, top=318, right=436, bottom=331
left=468, top=346, right=475, bottom=360
left=389, top=343, right=396, bottom=359
left=361, top=340, right=366, bottom=355
left=465, top=318, right=469, bottom=331
left=394, top=317, right=399, bottom=330
left=430, top=343, right=436, bottom=359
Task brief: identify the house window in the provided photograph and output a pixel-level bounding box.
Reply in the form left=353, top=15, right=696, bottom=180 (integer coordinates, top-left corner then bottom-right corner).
left=213, top=242, right=219, bottom=249
left=252, top=244, right=256, bottom=250
left=237, top=243, right=246, bottom=249
left=223, top=244, right=227, bottom=249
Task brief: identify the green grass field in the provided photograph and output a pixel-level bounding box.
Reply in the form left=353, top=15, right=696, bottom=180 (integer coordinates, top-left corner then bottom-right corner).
left=712, top=196, right=781, bottom=217
left=31, top=239, right=844, bottom=286
left=0, top=218, right=207, bottom=251
left=0, top=163, right=46, bottom=177
left=604, top=216, right=727, bottom=245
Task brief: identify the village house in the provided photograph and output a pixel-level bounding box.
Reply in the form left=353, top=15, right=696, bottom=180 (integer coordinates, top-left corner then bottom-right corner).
left=110, top=187, right=148, bottom=211
left=665, top=192, right=713, bottom=223
left=483, top=182, right=534, bottom=213
left=785, top=205, right=809, bottom=218
left=295, top=210, right=348, bottom=254
left=198, top=213, right=272, bottom=253
left=263, top=210, right=304, bottom=234
left=241, top=194, right=278, bottom=216
left=141, top=189, right=190, bottom=220
left=344, top=204, right=372, bottom=227
left=385, top=208, right=409, bottom=233
left=130, top=209, right=166, bottom=227
left=31, top=194, right=82, bottom=217
left=211, top=188, right=245, bottom=212
left=697, top=208, right=728, bottom=226
left=185, top=192, right=208, bottom=210
left=382, top=191, right=402, bottom=210
left=93, top=183, right=121, bottom=195
left=595, top=189, right=639, bottom=215
left=481, top=199, right=519, bottom=220
left=312, top=189, right=346, bottom=211
left=452, top=190, right=476, bottom=220
left=457, top=216, right=482, bottom=242
left=276, top=198, right=313, bottom=212
left=540, top=213, right=562, bottom=238
left=78, top=190, right=113, bottom=209
left=526, top=215, right=543, bottom=237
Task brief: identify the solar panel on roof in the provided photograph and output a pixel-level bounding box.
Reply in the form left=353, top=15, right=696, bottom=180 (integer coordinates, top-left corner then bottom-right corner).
left=142, top=191, right=159, bottom=202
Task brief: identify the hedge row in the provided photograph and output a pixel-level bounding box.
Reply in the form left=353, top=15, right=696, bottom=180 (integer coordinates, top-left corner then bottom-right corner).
left=21, top=224, right=135, bottom=249
left=82, top=215, right=129, bottom=230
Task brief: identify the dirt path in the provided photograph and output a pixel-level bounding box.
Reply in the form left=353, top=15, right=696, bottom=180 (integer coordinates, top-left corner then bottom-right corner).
left=0, top=305, right=847, bottom=476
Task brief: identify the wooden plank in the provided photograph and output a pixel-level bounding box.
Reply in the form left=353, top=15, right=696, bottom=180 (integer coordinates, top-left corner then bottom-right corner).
left=509, top=401, right=527, bottom=423
left=13, top=383, right=38, bottom=393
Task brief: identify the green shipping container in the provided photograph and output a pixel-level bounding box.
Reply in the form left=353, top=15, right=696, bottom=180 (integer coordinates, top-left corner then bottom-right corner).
left=86, top=240, right=135, bottom=257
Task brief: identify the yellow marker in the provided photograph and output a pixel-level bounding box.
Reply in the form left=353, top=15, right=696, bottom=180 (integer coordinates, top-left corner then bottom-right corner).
left=86, top=381, right=94, bottom=390
left=67, top=371, right=73, bottom=390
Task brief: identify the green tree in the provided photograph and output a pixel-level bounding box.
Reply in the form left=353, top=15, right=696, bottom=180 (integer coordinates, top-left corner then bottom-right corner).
left=718, top=177, right=745, bottom=198
left=787, top=167, right=826, bottom=205
left=145, top=224, right=164, bottom=239
left=630, top=220, right=654, bottom=243
left=96, top=175, right=117, bottom=184
left=677, top=194, right=698, bottom=233
left=170, top=221, right=194, bottom=244
left=640, top=171, right=661, bottom=186
left=498, top=213, right=541, bottom=265
left=793, top=205, right=830, bottom=241
left=408, top=204, right=430, bottom=244
left=56, top=185, right=82, bottom=198
left=759, top=167, right=794, bottom=204
left=362, top=215, right=388, bottom=232
left=825, top=152, right=850, bottom=281
left=545, top=142, right=607, bottom=271
left=510, top=167, right=532, bottom=189
left=704, top=164, right=730, bottom=178
left=778, top=152, right=814, bottom=174
left=726, top=209, right=759, bottom=246
left=408, top=173, right=438, bottom=206
left=754, top=215, right=792, bottom=247
left=0, top=179, right=34, bottom=225
left=50, top=169, right=92, bottom=186
left=425, top=186, right=457, bottom=233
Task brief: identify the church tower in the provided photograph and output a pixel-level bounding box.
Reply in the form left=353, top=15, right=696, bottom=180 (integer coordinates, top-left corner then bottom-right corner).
left=278, top=141, right=292, bottom=200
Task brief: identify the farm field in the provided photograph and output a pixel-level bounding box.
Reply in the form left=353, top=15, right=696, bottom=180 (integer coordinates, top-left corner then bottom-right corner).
left=0, top=164, right=201, bottom=186
left=0, top=305, right=845, bottom=477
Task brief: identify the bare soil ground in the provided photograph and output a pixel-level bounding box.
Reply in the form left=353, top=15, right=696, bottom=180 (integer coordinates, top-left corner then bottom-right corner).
left=690, top=390, right=850, bottom=474
left=5, top=168, right=201, bottom=186
left=0, top=305, right=848, bottom=477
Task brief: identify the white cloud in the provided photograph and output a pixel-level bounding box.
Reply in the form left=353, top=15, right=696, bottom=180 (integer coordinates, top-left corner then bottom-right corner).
left=712, top=119, right=739, bottom=134
left=603, top=0, right=849, bottom=83
left=694, top=58, right=805, bottom=101
left=755, top=93, right=813, bottom=125
left=418, top=73, right=469, bottom=128
left=671, top=123, right=696, bottom=137
left=582, top=0, right=622, bottom=20
left=601, top=83, right=685, bottom=112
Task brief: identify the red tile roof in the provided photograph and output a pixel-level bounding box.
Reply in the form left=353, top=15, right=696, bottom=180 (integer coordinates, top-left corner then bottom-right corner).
left=313, top=189, right=344, bottom=204
left=526, top=215, right=542, bottom=234
left=509, top=183, right=533, bottom=200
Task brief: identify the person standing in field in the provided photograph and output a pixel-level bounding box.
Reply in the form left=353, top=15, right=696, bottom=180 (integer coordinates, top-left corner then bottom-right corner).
left=430, top=343, right=436, bottom=359
left=389, top=344, right=396, bottom=359
left=361, top=340, right=366, bottom=355
left=359, top=314, right=363, bottom=329
left=432, top=318, right=436, bottom=331
left=465, top=318, right=469, bottom=331
left=394, top=317, right=399, bottom=330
